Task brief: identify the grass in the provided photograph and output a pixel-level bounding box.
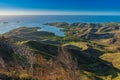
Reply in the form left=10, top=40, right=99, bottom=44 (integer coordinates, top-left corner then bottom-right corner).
left=66, top=41, right=88, bottom=50
left=101, top=53, right=120, bottom=69
left=2, top=22, right=120, bottom=80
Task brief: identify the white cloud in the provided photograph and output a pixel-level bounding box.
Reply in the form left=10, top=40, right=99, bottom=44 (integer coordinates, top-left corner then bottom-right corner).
left=0, top=9, right=120, bottom=15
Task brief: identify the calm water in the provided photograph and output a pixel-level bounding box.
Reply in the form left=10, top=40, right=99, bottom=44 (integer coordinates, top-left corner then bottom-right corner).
left=0, top=15, right=120, bottom=36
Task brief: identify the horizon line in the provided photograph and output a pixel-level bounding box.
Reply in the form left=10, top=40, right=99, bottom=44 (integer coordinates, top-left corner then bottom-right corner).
left=0, top=10, right=120, bottom=15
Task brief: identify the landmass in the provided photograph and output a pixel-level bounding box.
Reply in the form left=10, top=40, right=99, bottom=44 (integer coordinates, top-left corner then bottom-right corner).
left=0, top=22, right=120, bottom=80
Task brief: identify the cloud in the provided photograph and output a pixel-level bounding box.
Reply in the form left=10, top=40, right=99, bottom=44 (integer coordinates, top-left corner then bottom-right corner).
left=0, top=9, right=120, bottom=15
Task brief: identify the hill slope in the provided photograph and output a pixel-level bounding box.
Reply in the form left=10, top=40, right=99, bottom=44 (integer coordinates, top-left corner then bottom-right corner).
left=1, top=22, right=120, bottom=80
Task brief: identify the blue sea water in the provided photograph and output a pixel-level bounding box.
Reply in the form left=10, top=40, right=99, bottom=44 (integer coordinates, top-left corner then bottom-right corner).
left=0, top=15, right=120, bottom=36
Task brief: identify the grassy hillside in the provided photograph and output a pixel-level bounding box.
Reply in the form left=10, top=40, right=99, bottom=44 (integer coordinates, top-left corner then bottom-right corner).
left=1, top=22, right=120, bottom=80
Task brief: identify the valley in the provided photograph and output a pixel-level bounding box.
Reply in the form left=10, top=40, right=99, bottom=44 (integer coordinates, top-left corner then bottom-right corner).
left=0, top=22, right=120, bottom=80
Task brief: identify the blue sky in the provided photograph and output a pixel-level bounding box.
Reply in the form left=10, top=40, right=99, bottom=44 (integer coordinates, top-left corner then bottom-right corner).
left=0, top=0, right=120, bottom=15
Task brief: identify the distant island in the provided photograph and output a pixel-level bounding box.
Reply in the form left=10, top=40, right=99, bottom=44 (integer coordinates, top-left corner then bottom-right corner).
left=0, top=22, right=120, bottom=80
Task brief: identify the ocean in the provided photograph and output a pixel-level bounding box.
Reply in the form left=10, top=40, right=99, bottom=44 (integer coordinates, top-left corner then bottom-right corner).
left=0, top=15, right=120, bottom=36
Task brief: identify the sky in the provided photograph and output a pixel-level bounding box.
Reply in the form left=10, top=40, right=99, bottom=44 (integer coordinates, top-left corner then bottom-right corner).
left=0, top=0, right=120, bottom=15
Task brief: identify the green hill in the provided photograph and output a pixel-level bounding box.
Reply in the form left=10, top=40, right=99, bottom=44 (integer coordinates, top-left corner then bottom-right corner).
left=1, top=22, right=120, bottom=80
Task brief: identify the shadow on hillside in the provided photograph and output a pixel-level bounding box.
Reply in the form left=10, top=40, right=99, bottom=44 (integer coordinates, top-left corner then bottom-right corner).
left=18, top=40, right=120, bottom=79
left=65, top=45, right=120, bottom=79
left=84, top=45, right=104, bottom=57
